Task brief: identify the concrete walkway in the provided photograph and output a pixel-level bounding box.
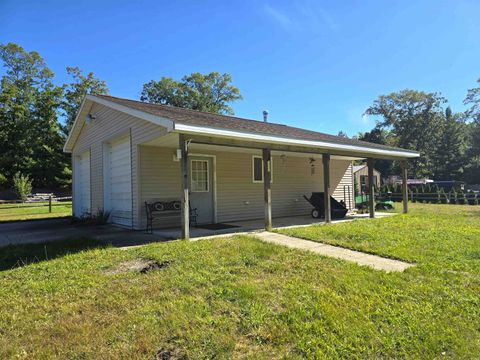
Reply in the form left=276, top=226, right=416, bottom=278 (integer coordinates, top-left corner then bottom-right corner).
left=254, top=231, right=414, bottom=272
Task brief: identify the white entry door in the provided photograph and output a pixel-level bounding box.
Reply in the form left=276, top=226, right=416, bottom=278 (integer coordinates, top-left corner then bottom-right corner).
left=106, top=136, right=132, bottom=227
left=74, top=151, right=90, bottom=217
left=189, top=156, right=214, bottom=224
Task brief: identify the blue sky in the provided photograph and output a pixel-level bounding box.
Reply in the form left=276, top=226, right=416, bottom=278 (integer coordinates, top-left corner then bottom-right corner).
left=1, top=0, right=479, bottom=136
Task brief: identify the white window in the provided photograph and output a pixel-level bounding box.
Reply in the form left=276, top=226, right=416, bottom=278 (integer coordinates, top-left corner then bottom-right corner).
left=252, top=155, right=273, bottom=183
left=191, top=160, right=209, bottom=192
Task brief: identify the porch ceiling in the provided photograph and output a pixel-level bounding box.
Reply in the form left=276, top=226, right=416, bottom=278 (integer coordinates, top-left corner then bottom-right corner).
left=142, top=133, right=363, bottom=160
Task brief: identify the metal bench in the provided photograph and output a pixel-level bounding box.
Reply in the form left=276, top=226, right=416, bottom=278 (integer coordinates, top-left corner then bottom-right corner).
left=145, top=200, right=198, bottom=233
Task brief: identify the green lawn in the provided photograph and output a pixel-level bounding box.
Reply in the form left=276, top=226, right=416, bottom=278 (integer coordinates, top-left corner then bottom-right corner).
left=0, top=204, right=479, bottom=358
left=0, top=201, right=72, bottom=222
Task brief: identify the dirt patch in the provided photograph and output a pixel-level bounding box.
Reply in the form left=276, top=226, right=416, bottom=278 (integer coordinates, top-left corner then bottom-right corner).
left=106, top=259, right=171, bottom=274
left=155, top=348, right=187, bottom=360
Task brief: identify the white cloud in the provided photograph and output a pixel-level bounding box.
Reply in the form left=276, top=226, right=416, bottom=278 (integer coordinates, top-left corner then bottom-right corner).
left=263, top=1, right=338, bottom=34
left=346, top=106, right=373, bottom=131
left=263, top=4, right=297, bottom=32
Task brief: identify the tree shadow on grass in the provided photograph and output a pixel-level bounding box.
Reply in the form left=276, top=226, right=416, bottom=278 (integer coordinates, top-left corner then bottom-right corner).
left=0, top=238, right=108, bottom=271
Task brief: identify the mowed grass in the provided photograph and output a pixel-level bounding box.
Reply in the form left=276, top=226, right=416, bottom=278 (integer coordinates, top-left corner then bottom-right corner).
left=278, top=203, right=480, bottom=269
left=0, top=204, right=479, bottom=359
left=0, top=201, right=71, bottom=222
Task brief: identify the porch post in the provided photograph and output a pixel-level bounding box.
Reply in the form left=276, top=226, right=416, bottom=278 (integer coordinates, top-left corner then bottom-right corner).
left=322, top=154, right=331, bottom=223
left=179, top=134, right=190, bottom=239
left=401, top=159, right=408, bottom=213
left=263, top=149, right=272, bottom=231
left=367, top=158, right=375, bottom=218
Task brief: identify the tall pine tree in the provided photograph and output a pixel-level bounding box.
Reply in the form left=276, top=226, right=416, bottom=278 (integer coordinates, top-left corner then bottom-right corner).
left=433, top=107, right=468, bottom=180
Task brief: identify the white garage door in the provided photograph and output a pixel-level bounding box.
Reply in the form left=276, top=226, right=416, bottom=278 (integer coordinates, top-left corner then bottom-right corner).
left=107, top=136, right=132, bottom=227
left=74, top=151, right=90, bottom=217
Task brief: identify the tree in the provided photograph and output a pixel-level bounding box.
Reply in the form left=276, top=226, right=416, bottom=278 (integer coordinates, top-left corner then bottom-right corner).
left=433, top=107, right=468, bottom=180
left=140, top=72, right=242, bottom=114
left=464, top=78, right=480, bottom=183
left=1, top=43, right=60, bottom=186
left=0, top=173, right=6, bottom=188
left=0, top=43, right=69, bottom=188
left=464, top=78, right=480, bottom=122
left=13, top=172, right=32, bottom=202
left=62, top=66, right=108, bottom=135
left=358, top=128, right=395, bottom=177
left=365, top=90, right=446, bottom=178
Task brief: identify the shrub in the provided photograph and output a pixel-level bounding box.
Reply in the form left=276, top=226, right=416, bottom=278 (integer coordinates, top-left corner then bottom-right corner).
left=439, top=188, right=448, bottom=204
left=73, top=209, right=111, bottom=226
left=449, top=190, right=457, bottom=205
left=12, top=172, right=33, bottom=202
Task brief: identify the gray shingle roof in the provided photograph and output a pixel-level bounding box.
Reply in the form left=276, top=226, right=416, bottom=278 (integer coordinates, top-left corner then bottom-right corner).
left=96, top=95, right=418, bottom=154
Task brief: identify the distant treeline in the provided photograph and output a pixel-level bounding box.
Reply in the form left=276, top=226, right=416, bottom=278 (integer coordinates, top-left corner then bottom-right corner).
left=355, top=87, right=480, bottom=184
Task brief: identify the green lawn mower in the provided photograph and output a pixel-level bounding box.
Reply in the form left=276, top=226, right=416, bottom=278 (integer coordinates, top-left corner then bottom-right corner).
left=355, top=192, right=395, bottom=212
left=375, top=199, right=395, bottom=210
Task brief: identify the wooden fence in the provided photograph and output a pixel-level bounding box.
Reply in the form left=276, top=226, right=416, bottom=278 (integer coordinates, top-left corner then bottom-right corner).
left=0, top=196, right=72, bottom=213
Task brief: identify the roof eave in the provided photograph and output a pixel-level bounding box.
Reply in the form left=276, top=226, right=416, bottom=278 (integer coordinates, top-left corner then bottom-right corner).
left=63, top=94, right=175, bottom=153
left=63, top=96, right=89, bottom=153
left=173, top=123, right=420, bottom=159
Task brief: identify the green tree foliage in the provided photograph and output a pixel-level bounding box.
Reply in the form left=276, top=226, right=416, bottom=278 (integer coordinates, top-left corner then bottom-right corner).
left=140, top=72, right=242, bottom=114
left=463, top=78, right=480, bottom=183
left=0, top=43, right=108, bottom=189
left=464, top=78, right=480, bottom=122
left=365, top=90, right=446, bottom=179
left=358, top=128, right=395, bottom=177
left=61, top=66, right=108, bottom=136
left=433, top=107, right=469, bottom=180
left=13, top=172, right=32, bottom=201
left=0, top=43, right=67, bottom=187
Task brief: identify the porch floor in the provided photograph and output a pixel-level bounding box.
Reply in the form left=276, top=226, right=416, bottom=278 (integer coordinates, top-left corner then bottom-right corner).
left=152, top=212, right=396, bottom=240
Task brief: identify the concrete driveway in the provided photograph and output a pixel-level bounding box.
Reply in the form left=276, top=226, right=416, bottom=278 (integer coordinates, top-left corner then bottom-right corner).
left=0, top=218, right=165, bottom=248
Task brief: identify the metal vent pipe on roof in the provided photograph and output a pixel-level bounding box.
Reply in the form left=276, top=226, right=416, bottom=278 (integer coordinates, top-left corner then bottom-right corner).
left=263, top=110, right=269, bottom=122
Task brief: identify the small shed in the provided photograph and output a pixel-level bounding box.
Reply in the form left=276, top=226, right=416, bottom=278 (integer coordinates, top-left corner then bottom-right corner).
left=353, top=165, right=381, bottom=194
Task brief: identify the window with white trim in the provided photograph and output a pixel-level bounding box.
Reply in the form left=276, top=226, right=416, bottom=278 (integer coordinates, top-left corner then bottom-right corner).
left=252, top=155, right=273, bottom=183
left=191, top=160, right=209, bottom=192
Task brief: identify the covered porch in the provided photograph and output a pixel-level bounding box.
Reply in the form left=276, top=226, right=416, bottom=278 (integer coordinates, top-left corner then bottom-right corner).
left=140, top=131, right=413, bottom=239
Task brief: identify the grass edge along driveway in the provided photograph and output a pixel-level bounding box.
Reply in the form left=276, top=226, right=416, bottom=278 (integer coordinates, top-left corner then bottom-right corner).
left=0, top=201, right=72, bottom=222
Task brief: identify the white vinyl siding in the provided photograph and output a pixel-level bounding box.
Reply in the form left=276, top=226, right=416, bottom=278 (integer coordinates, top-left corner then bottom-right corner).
left=74, top=150, right=90, bottom=216
left=139, top=146, right=354, bottom=228
left=332, top=163, right=354, bottom=210
left=72, top=103, right=168, bottom=229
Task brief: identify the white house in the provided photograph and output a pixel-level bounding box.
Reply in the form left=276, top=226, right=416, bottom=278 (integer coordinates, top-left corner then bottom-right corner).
left=64, top=95, right=419, bottom=238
